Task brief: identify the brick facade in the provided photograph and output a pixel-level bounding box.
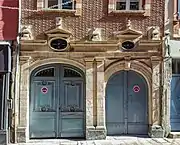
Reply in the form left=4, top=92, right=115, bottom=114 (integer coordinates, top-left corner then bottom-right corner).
left=21, top=0, right=164, bottom=40
left=13, top=0, right=168, bottom=143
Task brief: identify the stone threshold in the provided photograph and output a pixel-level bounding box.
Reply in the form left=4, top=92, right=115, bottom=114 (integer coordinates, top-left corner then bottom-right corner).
left=168, top=132, right=180, bottom=138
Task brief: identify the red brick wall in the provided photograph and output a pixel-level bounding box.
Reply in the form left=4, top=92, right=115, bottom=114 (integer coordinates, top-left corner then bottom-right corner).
left=0, top=0, right=18, bottom=40
left=21, top=0, right=164, bottom=40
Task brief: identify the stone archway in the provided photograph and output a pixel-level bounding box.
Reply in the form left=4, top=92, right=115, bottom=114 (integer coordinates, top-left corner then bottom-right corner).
left=104, top=60, right=152, bottom=126
left=105, top=70, right=149, bottom=135
left=17, top=58, right=86, bottom=142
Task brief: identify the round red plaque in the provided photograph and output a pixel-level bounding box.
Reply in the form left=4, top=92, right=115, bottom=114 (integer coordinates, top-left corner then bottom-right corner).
left=41, top=87, right=48, bottom=94
left=133, top=85, right=140, bottom=93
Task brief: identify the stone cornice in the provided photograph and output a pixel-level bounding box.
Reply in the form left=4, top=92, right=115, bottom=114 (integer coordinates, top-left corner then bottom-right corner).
left=20, top=51, right=161, bottom=60
left=20, top=40, right=47, bottom=45
left=20, top=39, right=162, bottom=53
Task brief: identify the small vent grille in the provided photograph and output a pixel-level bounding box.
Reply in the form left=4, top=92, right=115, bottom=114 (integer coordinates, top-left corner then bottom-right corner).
left=64, top=68, right=81, bottom=77
left=35, top=68, right=55, bottom=77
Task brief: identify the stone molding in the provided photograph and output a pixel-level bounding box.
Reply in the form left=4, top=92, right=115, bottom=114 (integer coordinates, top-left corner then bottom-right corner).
left=23, top=57, right=86, bottom=74
left=104, top=60, right=152, bottom=84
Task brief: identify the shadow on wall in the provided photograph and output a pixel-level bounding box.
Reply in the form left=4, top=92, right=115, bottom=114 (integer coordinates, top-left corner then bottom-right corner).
left=0, top=0, right=18, bottom=40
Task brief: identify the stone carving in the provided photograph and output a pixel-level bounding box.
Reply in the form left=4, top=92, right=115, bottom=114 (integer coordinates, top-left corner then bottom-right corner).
left=147, top=26, right=161, bottom=40
left=126, top=19, right=132, bottom=29
left=56, top=17, right=63, bottom=28
left=87, top=28, right=105, bottom=41
left=20, top=25, right=34, bottom=40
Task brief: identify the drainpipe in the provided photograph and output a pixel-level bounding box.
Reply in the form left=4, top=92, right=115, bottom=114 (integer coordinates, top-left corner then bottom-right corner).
left=159, top=15, right=165, bottom=136
left=13, top=0, right=21, bottom=143
left=93, top=59, right=97, bottom=128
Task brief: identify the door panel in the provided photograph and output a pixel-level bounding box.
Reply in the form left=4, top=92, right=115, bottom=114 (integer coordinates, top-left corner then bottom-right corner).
left=127, top=71, right=148, bottom=134
left=106, top=71, right=125, bottom=135
left=60, top=80, right=84, bottom=137
left=170, top=75, right=180, bottom=131
left=30, top=80, right=56, bottom=138
left=106, top=71, right=148, bottom=135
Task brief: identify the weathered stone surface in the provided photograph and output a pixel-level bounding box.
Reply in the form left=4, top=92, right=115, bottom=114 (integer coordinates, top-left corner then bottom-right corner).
left=86, top=127, right=106, bottom=140
left=17, top=128, right=26, bottom=143
left=149, top=125, right=165, bottom=138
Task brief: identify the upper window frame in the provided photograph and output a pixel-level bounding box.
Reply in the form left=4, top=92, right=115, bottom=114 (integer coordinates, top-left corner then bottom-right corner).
left=108, top=0, right=151, bottom=16
left=37, top=0, right=82, bottom=16
left=116, top=0, right=142, bottom=11
left=44, top=0, right=76, bottom=10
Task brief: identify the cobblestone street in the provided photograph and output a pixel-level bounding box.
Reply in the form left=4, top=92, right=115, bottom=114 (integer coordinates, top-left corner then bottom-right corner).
left=9, top=136, right=180, bottom=145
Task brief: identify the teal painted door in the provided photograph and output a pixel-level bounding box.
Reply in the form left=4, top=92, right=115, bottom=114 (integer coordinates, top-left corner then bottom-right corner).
left=29, top=64, right=85, bottom=138
left=106, top=70, right=148, bottom=135
left=170, top=74, right=180, bottom=131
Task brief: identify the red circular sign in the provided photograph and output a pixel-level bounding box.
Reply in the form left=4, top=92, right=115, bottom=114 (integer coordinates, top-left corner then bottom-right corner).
left=133, top=85, right=140, bottom=93
left=41, top=87, right=48, bottom=94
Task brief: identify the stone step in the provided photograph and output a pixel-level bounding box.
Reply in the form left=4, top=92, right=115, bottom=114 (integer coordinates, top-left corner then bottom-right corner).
left=168, top=132, right=180, bottom=138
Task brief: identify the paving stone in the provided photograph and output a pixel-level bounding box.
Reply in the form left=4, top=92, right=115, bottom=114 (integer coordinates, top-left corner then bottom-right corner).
left=8, top=137, right=180, bottom=145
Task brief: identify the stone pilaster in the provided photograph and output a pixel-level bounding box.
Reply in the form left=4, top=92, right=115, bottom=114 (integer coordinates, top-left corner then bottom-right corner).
left=162, top=58, right=172, bottom=137
left=85, top=58, right=106, bottom=140
left=96, top=60, right=106, bottom=139
left=17, top=60, right=30, bottom=143
left=85, top=59, right=95, bottom=139
left=149, top=57, right=164, bottom=138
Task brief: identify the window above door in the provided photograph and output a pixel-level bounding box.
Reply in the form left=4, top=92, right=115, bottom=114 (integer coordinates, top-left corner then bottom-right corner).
left=108, top=0, right=151, bottom=16
left=44, top=0, right=75, bottom=10
left=37, top=0, right=82, bottom=16
left=116, top=0, right=141, bottom=10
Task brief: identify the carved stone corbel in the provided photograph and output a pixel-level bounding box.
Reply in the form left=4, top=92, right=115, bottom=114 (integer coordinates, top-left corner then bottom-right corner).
left=147, top=26, right=161, bottom=40
left=124, top=56, right=131, bottom=70
left=20, top=25, right=34, bottom=40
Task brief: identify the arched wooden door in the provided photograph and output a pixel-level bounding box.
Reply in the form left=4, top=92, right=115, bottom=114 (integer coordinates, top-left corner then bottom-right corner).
left=106, top=70, right=148, bottom=135
left=170, top=75, right=180, bottom=131
left=29, top=64, right=85, bottom=138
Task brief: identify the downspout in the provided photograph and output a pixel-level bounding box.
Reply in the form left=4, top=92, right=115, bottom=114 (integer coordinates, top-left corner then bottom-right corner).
left=13, top=0, right=21, bottom=143
left=160, top=1, right=168, bottom=135
left=93, top=59, right=97, bottom=128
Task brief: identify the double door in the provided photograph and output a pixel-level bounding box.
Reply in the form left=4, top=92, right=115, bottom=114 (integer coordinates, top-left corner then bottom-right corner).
left=106, top=70, right=148, bottom=135
left=170, top=75, right=180, bottom=131
left=29, top=65, right=85, bottom=138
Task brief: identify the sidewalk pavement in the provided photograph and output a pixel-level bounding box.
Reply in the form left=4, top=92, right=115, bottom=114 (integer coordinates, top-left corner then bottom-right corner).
left=8, top=136, right=180, bottom=145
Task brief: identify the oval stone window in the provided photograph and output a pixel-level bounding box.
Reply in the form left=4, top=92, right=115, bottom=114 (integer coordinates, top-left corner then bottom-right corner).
left=50, top=38, right=68, bottom=50
left=121, top=41, right=135, bottom=50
